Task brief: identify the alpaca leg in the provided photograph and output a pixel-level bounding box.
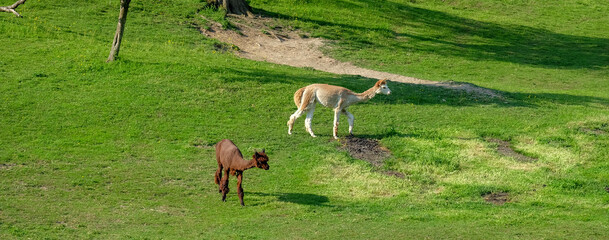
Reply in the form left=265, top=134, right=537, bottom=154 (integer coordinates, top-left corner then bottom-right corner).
left=221, top=169, right=230, bottom=202
left=342, top=109, right=355, bottom=136
left=215, top=165, right=223, bottom=193
left=287, top=109, right=304, bottom=135
left=237, top=173, right=245, bottom=206
left=215, top=151, right=223, bottom=192
left=305, top=106, right=316, bottom=137
left=333, top=108, right=341, bottom=139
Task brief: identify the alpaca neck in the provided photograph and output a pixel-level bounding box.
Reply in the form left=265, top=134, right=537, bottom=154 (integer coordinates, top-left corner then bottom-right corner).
left=354, top=85, right=379, bottom=103
left=233, top=158, right=256, bottom=171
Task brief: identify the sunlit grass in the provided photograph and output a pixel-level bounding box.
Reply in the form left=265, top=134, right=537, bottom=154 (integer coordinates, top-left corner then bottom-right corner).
left=1, top=0, right=609, bottom=238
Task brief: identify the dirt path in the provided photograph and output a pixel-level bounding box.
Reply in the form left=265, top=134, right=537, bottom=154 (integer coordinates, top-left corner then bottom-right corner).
left=200, top=16, right=499, bottom=97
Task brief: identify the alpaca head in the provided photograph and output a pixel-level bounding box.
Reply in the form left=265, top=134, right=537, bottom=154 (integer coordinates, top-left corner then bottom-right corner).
left=374, top=79, right=391, bottom=95
left=253, top=149, right=269, bottom=170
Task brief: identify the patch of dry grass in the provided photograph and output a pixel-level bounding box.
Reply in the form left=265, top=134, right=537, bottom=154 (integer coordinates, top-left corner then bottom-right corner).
left=310, top=154, right=412, bottom=200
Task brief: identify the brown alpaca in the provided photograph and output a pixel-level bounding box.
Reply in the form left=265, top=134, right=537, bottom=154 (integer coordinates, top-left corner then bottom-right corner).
left=214, top=139, right=269, bottom=206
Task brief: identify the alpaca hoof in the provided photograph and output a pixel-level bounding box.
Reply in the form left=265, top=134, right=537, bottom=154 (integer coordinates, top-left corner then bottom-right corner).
left=310, top=134, right=317, bottom=138
left=333, top=136, right=339, bottom=140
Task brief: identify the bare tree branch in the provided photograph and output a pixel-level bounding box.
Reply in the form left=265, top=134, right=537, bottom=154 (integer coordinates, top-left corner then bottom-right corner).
left=0, top=0, right=27, bottom=17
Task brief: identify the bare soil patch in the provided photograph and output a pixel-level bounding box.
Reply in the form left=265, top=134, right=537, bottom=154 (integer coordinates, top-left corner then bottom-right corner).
left=198, top=15, right=500, bottom=98
left=0, top=163, right=17, bottom=170
left=191, top=139, right=214, bottom=149
left=487, top=138, right=537, bottom=162
left=340, top=136, right=403, bottom=178
left=579, top=127, right=607, bottom=135
left=383, top=170, right=406, bottom=179
left=483, top=192, right=509, bottom=205
left=342, top=136, right=390, bottom=167
left=193, top=144, right=213, bottom=149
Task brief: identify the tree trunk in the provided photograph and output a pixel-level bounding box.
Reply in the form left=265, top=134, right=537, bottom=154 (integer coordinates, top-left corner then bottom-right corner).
left=208, top=0, right=253, bottom=17
left=0, top=0, right=27, bottom=17
left=107, top=0, right=131, bottom=62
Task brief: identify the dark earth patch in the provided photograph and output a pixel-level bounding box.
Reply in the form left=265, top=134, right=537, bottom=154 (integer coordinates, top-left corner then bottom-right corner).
left=0, top=163, right=17, bottom=170
left=342, top=136, right=390, bottom=167
left=191, top=139, right=214, bottom=149
left=483, top=192, right=509, bottom=205
left=383, top=170, right=405, bottom=178
left=487, top=138, right=537, bottom=162
left=193, top=144, right=213, bottom=149
left=579, top=127, right=607, bottom=136
left=340, top=136, right=403, bottom=178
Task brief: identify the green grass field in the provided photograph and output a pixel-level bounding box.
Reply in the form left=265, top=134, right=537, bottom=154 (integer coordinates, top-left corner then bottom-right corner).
left=1, top=0, right=608, bottom=238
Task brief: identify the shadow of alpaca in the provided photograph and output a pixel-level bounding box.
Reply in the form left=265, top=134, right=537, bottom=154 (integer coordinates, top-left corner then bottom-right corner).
left=248, top=192, right=331, bottom=207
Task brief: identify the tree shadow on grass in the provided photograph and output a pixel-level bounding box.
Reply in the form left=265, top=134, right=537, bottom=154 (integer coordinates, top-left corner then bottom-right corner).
left=253, top=1, right=609, bottom=69
left=117, top=49, right=609, bottom=109
left=248, top=191, right=331, bottom=207
left=218, top=66, right=609, bottom=108
left=377, top=80, right=609, bottom=108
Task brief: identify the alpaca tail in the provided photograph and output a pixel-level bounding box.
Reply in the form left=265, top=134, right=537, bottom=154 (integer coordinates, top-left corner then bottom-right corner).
left=294, top=87, right=315, bottom=111
left=293, top=87, right=306, bottom=108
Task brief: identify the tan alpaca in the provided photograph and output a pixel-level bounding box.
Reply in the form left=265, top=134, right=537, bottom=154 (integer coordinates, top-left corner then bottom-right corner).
left=287, top=79, right=391, bottom=139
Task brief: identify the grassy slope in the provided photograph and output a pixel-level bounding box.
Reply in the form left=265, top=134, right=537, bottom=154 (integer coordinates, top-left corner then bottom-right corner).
left=1, top=0, right=608, bottom=238
left=255, top=0, right=609, bottom=95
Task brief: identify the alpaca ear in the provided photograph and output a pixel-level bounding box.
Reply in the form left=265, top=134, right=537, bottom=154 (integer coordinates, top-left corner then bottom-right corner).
left=375, top=79, right=386, bottom=87
left=262, top=148, right=265, bottom=153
